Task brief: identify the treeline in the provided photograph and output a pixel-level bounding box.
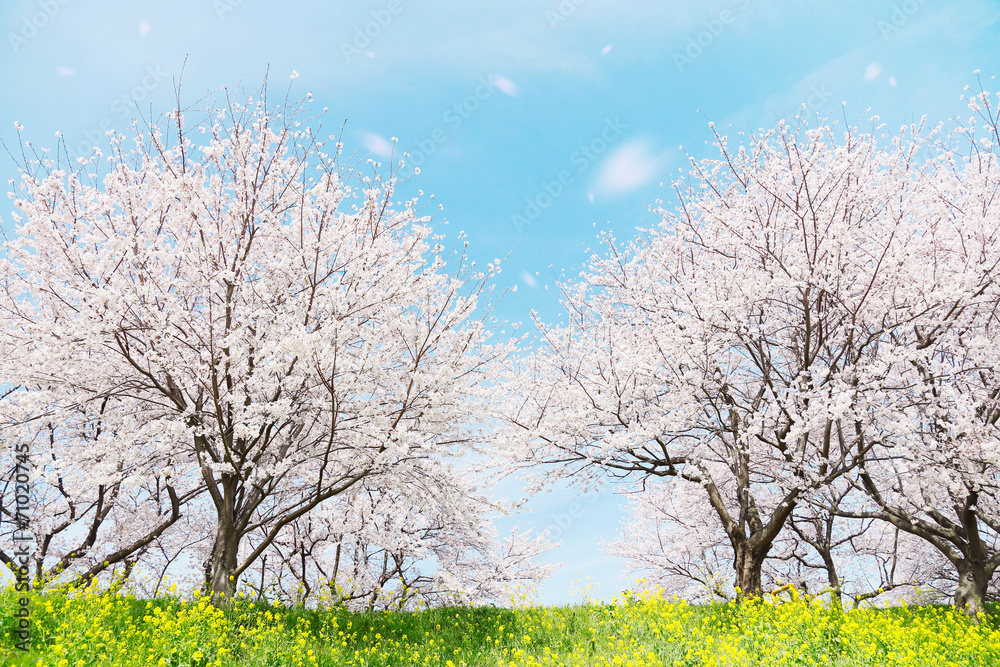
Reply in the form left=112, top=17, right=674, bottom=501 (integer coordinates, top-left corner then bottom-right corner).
left=1, top=78, right=999, bottom=615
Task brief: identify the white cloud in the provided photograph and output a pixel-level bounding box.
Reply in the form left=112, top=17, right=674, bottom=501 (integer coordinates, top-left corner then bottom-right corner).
left=521, top=271, right=538, bottom=288
left=889, top=75, right=898, bottom=87
left=55, top=67, right=75, bottom=77
left=489, top=74, right=519, bottom=96
left=864, top=62, right=882, bottom=81
left=594, top=140, right=668, bottom=197
left=139, top=21, right=151, bottom=36
left=601, top=44, right=613, bottom=55
left=361, top=132, right=393, bottom=157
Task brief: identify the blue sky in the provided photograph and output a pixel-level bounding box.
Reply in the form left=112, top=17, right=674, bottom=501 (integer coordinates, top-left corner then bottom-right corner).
left=2, top=0, right=999, bottom=605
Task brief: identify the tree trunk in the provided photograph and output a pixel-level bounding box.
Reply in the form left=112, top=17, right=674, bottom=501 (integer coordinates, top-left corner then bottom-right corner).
left=821, top=551, right=843, bottom=611
left=733, top=543, right=766, bottom=600
left=954, top=561, right=989, bottom=618
left=210, top=527, right=240, bottom=607
left=203, top=468, right=242, bottom=607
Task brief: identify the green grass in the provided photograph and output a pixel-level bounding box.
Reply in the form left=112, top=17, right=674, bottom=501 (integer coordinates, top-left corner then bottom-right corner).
left=2, top=586, right=999, bottom=666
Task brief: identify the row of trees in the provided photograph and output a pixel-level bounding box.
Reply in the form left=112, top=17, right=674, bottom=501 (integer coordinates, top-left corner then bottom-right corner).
left=1, top=79, right=999, bottom=613
left=508, top=87, right=1000, bottom=614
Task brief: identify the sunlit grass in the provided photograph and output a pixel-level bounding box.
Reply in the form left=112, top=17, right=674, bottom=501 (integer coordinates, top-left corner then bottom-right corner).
left=2, top=584, right=998, bottom=666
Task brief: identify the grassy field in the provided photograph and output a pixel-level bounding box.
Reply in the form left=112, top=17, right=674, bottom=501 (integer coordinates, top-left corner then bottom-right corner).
left=2, top=585, right=999, bottom=666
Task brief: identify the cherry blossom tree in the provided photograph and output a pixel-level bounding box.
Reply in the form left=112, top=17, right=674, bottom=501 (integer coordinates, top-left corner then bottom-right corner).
left=0, top=400, right=203, bottom=590
left=608, top=479, right=735, bottom=602
left=507, top=109, right=1000, bottom=601
left=240, top=470, right=554, bottom=610
left=821, top=85, right=1000, bottom=615
left=771, top=489, right=953, bottom=608
left=0, top=81, right=521, bottom=606
left=609, top=479, right=952, bottom=608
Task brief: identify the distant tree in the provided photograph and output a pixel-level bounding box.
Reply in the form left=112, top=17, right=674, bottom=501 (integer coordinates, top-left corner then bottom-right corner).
left=242, top=472, right=554, bottom=610
left=0, top=403, right=203, bottom=590
left=0, top=80, right=522, bottom=606
left=607, top=479, right=735, bottom=602
left=771, top=488, right=953, bottom=608
left=609, top=480, right=952, bottom=609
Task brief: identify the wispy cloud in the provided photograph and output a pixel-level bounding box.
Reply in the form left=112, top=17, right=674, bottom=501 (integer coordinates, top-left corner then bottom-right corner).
left=864, top=62, right=882, bottom=81
left=362, top=132, right=394, bottom=157
left=489, top=74, right=519, bottom=96
left=593, top=140, right=668, bottom=197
